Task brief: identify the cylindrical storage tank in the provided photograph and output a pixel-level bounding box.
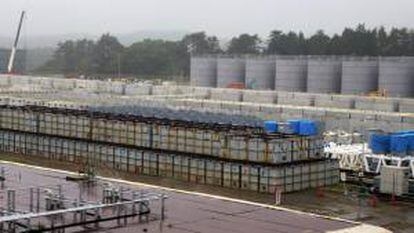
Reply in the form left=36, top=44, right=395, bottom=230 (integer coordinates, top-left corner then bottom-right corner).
left=341, top=59, right=379, bottom=95
left=245, top=57, right=275, bottom=90
left=190, top=57, right=217, bottom=87
left=275, top=58, right=307, bottom=92
left=307, top=58, right=342, bottom=93
left=217, top=57, right=245, bottom=88
left=378, top=58, right=414, bottom=97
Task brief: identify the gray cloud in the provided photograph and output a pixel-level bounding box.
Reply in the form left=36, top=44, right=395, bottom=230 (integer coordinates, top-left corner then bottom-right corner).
left=1, top=0, right=413, bottom=38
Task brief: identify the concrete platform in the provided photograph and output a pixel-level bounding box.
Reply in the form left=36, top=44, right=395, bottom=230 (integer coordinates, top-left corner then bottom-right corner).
left=0, top=161, right=390, bottom=233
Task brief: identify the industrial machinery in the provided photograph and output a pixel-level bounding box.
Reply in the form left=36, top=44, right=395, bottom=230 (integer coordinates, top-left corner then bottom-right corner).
left=6, top=11, right=25, bottom=74
left=326, top=129, right=414, bottom=197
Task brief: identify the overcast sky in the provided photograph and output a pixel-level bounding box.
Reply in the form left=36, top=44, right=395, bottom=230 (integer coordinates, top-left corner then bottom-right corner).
left=1, top=0, right=414, bottom=39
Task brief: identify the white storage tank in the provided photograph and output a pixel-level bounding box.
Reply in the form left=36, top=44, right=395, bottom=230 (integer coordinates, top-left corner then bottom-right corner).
left=307, top=58, right=342, bottom=93
left=275, top=57, right=307, bottom=92
left=378, top=57, right=414, bottom=97
left=217, top=57, right=245, bottom=88
left=245, top=57, right=275, bottom=90
left=190, top=57, right=217, bottom=87
left=341, top=59, right=379, bottom=95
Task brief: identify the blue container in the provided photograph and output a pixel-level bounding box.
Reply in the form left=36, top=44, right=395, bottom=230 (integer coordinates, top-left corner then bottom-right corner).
left=288, top=119, right=318, bottom=136
left=299, top=120, right=318, bottom=136
left=288, top=120, right=301, bottom=134
left=390, top=134, right=409, bottom=154
left=369, top=134, right=391, bottom=154
left=264, top=121, right=278, bottom=133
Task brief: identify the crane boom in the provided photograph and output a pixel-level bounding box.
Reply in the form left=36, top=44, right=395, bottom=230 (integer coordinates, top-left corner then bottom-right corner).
left=7, top=11, right=25, bottom=74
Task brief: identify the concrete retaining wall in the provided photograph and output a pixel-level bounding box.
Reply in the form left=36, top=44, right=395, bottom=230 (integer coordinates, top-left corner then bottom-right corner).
left=210, top=88, right=243, bottom=102
left=354, top=97, right=398, bottom=112
left=277, top=92, right=314, bottom=106
left=398, top=99, right=414, bottom=113
left=243, top=90, right=276, bottom=103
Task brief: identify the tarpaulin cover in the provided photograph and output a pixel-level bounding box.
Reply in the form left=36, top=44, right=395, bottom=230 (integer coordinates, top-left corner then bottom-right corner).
left=390, top=134, right=409, bottom=153
left=369, top=134, right=391, bottom=154
left=394, top=130, right=414, bottom=135
left=406, top=134, right=414, bottom=152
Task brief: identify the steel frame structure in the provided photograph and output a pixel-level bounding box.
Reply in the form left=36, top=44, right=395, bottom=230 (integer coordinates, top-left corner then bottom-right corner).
left=0, top=184, right=167, bottom=233
left=362, top=154, right=414, bottom=178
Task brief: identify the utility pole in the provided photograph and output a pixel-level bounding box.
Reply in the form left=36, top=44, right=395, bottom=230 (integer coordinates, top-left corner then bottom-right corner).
left=117, top=53, right=121, bottom=79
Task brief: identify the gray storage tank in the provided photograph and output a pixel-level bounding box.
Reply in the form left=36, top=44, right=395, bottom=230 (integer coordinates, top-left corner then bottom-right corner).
left=307, top=58, right=342, bottom=93
left=341, top=59, right=379, bottom=95
left=245, top=57, right=275, bottom=90
left=217, top=57, right=245, bottom=88
left=275, top=57, right=307, bottom=92
left=190, top=57, right=217, bottom=87
left=378, top=57, right=414, bottom=97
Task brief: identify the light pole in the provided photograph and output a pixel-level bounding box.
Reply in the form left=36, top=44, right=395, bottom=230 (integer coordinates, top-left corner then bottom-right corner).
left=117, top=53, right=121, bottom=79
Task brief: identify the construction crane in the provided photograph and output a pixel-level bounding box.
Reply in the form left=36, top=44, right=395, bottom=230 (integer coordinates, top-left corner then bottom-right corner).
left=7, top=11, right=25, bottom=74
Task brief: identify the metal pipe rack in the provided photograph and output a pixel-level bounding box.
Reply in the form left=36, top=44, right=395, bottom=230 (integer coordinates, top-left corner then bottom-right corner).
left=0, top=184, right=167, bottom=233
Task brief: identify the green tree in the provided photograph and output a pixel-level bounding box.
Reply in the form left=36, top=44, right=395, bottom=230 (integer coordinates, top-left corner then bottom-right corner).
left=41, top=39, right=95, bottom=74
left=53, top=40, right=77, bottom=73
left=227, top=34, right=261, bottom=54
left=180, top=32, right=221, bottom=55
left=38, top=25, right=414, bottom=77
left=377, top=27, right=389, bottom=55
left=123, top=39, right=182, bottom=75
left=340, top=24, right=378, bottom=55
left=306, top=30, right=331, bottom=55
left=74, top=39, right=95, bottom=74
left=93, top=34, right=124, bottom=74
left=266, top=30, right=283, bottom=54
left=328, top=34, right=344, bottom=54
left=384, top=28, right=413, bottom=56
left=267, top=31, right=306, bottom=54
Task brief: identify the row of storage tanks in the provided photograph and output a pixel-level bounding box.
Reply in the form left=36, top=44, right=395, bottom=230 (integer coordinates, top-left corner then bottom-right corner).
left=0, top=129, right=338, bottom=193
left=0, top=106, right=324, bottom=165
left=191, top=56, right=414, bottom=97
